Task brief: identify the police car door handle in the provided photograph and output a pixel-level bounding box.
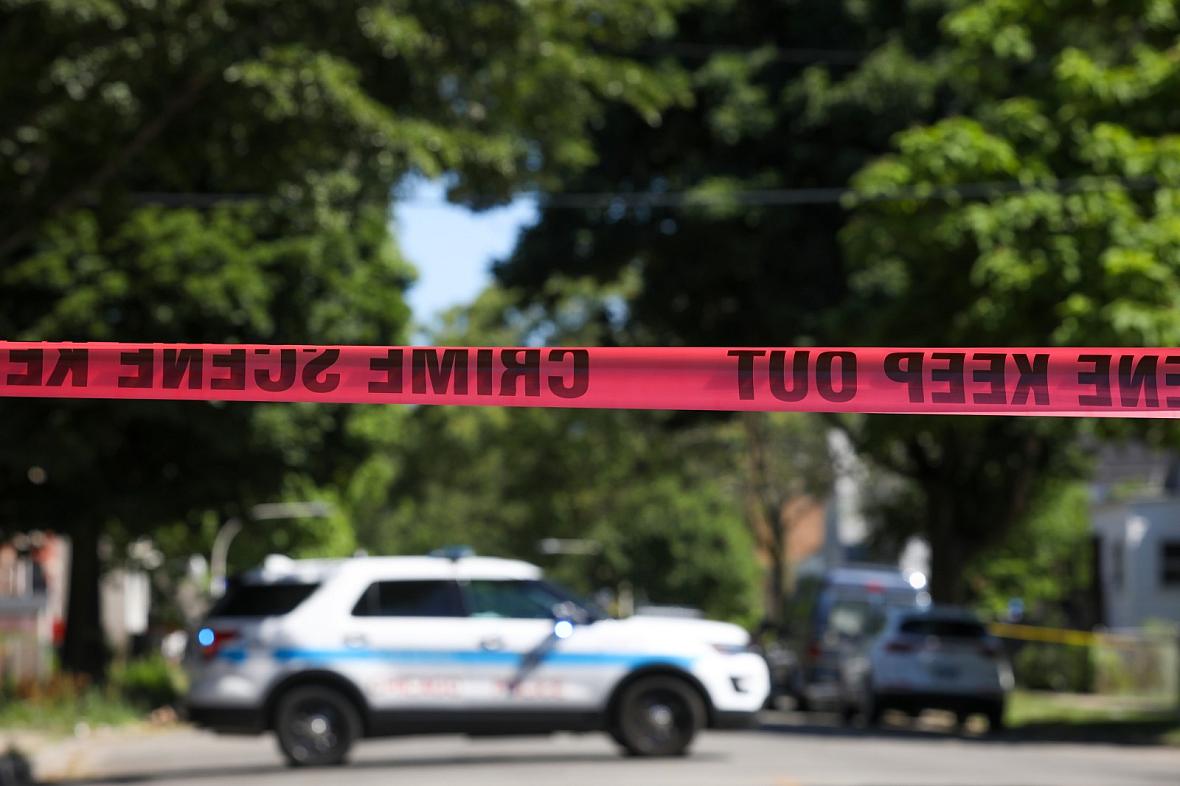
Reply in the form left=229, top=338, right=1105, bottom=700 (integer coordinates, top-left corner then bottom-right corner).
left=479, top=636, right=505, bottom=651
left=343, top=634, right=369, bottom=649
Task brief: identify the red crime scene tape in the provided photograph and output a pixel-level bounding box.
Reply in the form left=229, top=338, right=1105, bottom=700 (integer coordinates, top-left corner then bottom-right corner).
left=1, top=342, right=1179, bottom=417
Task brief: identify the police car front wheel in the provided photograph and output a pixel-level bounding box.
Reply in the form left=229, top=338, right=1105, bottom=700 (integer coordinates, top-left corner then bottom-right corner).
left=274, top=685, right=362, bottom=767
left=613, top=676, right=705, bottom=757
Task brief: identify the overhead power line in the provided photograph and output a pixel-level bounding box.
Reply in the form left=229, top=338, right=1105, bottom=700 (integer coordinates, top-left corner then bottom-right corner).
left=122, top=175, right=1169, bottom=212
left=533, top=175, right=1166, bottom=209
left=635, top=43, right=869, bottom=65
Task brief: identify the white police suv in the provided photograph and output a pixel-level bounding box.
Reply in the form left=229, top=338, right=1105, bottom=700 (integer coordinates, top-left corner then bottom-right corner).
left=185, top=550, right=769, bottom=765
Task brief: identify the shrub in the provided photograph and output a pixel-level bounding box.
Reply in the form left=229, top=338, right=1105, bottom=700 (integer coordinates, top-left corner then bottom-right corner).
left=1013, top=643, right=1093, bottom=693
left=0, top=674, right=139, bottom=733
left=110, top=654, right=184, bottom=710
left=1092, top=628, right=1178, bottom=697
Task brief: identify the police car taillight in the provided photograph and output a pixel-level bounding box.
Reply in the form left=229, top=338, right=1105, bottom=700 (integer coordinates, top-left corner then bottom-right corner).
left=196, top=626, right=239, bottom=660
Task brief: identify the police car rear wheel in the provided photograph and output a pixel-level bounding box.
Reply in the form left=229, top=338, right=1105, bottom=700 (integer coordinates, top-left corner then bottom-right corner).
left=275, top=685, right=361, bottom=767
left=614, top=676, right=704, bottom=757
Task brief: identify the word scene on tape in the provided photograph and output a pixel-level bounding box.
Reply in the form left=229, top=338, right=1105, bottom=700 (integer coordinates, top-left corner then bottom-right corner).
left=1, top=343, right=1179, bottom=417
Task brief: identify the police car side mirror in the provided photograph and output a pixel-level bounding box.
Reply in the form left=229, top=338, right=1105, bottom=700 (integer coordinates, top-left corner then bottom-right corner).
left=551, top=602, right=585, bottom=637
left=552, top=601, right=586, bottom=622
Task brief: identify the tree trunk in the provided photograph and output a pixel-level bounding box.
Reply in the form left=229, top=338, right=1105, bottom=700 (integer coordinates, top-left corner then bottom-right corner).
left=61, top=523, right=108, bottom=681
left=926, top=490, right=966, bottom=604
left=767, top=498, right=786, bottom=624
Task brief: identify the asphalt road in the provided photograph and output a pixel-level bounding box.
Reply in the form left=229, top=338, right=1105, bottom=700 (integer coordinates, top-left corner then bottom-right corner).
left=34, top=713, right=1180, bottom=786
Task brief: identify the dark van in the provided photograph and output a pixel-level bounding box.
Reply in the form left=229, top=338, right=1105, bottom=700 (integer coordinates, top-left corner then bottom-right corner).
left=781, top=564, right=927, bottom=711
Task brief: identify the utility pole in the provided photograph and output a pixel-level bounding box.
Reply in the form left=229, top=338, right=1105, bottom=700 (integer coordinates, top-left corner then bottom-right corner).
left=209, top=517, right=241, bottom=598
left=208, top=501, right=333, bottom=597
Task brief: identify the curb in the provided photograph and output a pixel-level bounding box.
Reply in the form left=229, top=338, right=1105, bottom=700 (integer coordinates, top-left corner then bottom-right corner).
left=16, top=719, right=183, bottom=784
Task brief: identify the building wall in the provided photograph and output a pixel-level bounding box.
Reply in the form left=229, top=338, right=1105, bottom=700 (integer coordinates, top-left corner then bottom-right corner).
left=100, top=568, right=151, bottom=655
left=1093, top=499, right=1180, bottom=628
left=0, top=532, right=66, bottom=682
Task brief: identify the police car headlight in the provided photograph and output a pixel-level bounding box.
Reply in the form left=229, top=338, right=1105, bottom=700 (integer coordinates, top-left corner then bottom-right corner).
left=710, top=642, right=753, bottom=655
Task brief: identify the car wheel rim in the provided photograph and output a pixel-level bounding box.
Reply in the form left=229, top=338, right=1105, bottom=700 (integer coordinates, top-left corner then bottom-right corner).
left=287, top=701, right=343, bottom=759
left=632, top=689, right=690, bottom=749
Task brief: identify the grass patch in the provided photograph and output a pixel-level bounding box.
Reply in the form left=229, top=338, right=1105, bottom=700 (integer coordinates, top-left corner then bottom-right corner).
left=0, top=656, right=185, bottom=736
left=0, top=685, right=142, bottom=736
left=1008, top=690, right=1180, bottom=745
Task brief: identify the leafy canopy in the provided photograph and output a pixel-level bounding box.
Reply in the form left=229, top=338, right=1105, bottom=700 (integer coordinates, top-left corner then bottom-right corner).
left=497, top=0, right=1180, bottom=601
left=0, top=0, right=692, bottom=674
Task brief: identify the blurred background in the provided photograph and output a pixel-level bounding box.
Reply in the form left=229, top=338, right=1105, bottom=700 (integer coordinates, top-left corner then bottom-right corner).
left=1, top=0, right=1180, bottom=783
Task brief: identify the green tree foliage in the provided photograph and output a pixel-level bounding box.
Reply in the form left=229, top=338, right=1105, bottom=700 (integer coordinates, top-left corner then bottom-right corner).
left=740, top=411, right=832, bottom=621
left=967, top=483, right=1097, bottom=694
left=844, top=0, right=1180, bottom=347
left=0, top=0, right=690, bottom=677
left=0, top=200, right=411, bottom=677
left=497, top=0, right=948, bottom=344
left=497, top=0, right=1180, bottom=602
left=839, top=0, right=1180, bottom=600
left=493, top=0, right=958, bottom=592
left=0, top=0, right=691, bottom=248
left=340, top=285, right=764, bottom=625
left=489, top=0, right=947, bottom=608
left=966, top=482, right=1093, bottom=625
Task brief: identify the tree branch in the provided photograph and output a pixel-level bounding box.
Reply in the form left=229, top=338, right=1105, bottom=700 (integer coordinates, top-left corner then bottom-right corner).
left=0, top=69, right=214, bottom=259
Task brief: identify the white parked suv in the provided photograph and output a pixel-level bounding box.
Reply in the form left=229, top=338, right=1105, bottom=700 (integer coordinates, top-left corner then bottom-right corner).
left=185, top=550, right=769, bottom=765
left=837, top=605, right=1014, bottom=731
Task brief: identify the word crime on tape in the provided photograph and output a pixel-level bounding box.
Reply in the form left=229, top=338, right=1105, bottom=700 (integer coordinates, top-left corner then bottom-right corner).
left=2, top=342, right=1180, bottom=417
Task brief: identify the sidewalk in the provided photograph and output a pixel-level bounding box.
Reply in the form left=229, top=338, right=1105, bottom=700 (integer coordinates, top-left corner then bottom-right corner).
left=5, top=719, right=181, bottom=783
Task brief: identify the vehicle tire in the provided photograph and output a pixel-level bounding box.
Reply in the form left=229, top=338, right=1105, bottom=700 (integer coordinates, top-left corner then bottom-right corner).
left=613, top=676, right=705, bottom=757
left=838, top=699, right=857, bottom=726
left=985, top=701, right=1006, bottom=734
left=274, top=685, right=362, bottom=767
left=861, top=686, right=882, bottom=727
left=608, top=725, right=635, bottom=753
left=788, top=673, right=809, bottom=712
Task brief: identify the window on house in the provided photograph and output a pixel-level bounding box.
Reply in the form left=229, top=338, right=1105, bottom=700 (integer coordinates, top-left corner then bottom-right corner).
left=1161, top=541, right=1180, bottom=587
left=1111, top=541, right=1124, bottom=590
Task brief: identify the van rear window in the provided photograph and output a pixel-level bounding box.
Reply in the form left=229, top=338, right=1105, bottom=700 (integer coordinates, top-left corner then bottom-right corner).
left=210, top=583, right=319, bottom=617
left=899, top=619, right=986, bottom=639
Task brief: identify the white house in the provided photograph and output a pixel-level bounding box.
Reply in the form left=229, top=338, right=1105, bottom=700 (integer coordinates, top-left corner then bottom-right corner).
left=1092, top=499, right=1180, bottom=628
